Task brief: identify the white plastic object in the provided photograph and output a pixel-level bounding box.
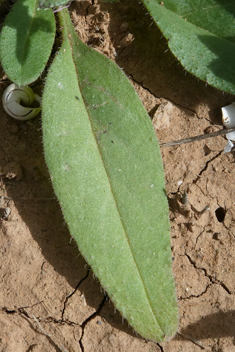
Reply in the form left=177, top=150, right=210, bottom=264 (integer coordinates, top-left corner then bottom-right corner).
left=222, top=102, right=235, bottom=141
left=2, top=83, right=41, bottom=121
left=223, top=139, right=234, bottom=154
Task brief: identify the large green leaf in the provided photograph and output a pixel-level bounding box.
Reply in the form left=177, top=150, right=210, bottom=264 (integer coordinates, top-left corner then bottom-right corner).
left=0, top=0, right=56, bottom=85
left=141, top=0, right=235, bottom=94
left=42, top=9, right=178, bottom=342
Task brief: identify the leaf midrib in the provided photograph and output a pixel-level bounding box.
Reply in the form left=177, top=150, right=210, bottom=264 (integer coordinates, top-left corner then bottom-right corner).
left=61, top=9, right=164, bottom=334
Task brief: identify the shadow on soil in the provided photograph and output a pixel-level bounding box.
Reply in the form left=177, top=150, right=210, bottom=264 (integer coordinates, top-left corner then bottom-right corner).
left=177, top=310, right=235, bottom=339
left=101, top=0, right=234, bottom=113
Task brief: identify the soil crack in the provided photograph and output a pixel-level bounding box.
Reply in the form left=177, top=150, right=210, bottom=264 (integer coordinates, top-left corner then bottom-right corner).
left=156, top=342, right=164, bottom=352
left=193, top=151, right=223, bottom=184
left=176, top=252, right=212, bottom=299
left=178, top=283, right=212, bottom=300
left=1, top=306, right=70, bottom=352
left=61, top=269, right=90, bottom=321
left=185, top=252, right=232, bottom=295
left=79, top=295, right=106, bottom=352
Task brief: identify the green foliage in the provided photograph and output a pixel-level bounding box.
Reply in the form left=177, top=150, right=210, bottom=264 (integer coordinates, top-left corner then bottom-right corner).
left=42, top=9, right=178, bottom=342
left=100, top=0, right=235, bottom=93
left=38, top=0, right=71, bottom=9
left=0, top=0, right=55, bottom=86
left=141, top=0, right=235, bottom=94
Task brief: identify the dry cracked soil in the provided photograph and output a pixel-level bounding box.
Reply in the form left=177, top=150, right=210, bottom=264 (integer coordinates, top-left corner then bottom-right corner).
left=1, top=1, right=235, bottom=351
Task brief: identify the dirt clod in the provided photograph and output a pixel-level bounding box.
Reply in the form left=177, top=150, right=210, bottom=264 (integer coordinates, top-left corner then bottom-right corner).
left=1, top=161, right=23, bottom=180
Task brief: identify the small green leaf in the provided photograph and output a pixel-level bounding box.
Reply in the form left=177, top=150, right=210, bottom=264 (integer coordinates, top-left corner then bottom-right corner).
left=0, top=0, right=56, bottom=85
left=142, top=0, right=235, bottom=94
left=42, top=9, right=178, bottom=342
left=38, top=0, right=71, bottom=9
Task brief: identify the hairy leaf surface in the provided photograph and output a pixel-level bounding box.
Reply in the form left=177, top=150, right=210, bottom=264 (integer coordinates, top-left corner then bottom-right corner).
left=38, top=0, right=71, bottom=9
left=0, top=0, right=56, bottom=85
left=42, top=9, right=178, bottom=342
left=142, top=0, right=235, bottom=94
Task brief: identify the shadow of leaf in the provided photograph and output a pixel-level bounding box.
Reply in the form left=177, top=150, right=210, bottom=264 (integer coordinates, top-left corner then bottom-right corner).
left=103, top=0, right=234, bottom=113
left=214, top=0, right=235, bottom=20
left=198, top=34, right=235, bottom=90
left=177, top=310, right=235, bottom=340
left=4, top=0, right=54, bottom=65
